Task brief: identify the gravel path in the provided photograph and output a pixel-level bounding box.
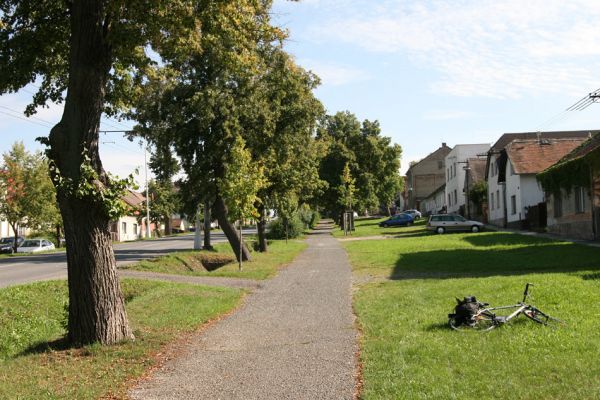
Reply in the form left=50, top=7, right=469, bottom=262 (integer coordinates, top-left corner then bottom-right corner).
left=129, top=221, right=358, bottom=399
left=118, top=270, right=261, bottom=290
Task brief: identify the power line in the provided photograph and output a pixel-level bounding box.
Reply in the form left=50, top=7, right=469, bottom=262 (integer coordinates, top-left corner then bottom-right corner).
left=0, top=109, right=54, bottom=129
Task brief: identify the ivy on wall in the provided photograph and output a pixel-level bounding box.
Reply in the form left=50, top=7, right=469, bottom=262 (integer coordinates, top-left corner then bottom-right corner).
left=537, top=143, right=600, bottom=195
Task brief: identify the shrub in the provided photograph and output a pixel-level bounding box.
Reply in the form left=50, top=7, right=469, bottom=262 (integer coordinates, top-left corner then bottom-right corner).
left=267, top=215, right=304, bottom=239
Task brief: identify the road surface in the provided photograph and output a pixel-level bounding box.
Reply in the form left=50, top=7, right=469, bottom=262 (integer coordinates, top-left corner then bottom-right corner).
left=0, top=230, right=253, bottom=288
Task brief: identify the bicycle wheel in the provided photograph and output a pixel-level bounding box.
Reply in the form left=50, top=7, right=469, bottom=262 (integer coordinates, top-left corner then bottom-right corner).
left=449, top=311, right=498, bottom=331
left=524, top=307, right=563, bottom=326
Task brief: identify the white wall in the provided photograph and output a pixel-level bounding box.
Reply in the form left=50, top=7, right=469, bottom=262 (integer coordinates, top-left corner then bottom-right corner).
left=445, top=144, right=490, bottom=214
left=487, top=154, right=505, bottom=224
left=118, top=216, right=141, bottom=242
left=505, top=157, right=545, bottom=224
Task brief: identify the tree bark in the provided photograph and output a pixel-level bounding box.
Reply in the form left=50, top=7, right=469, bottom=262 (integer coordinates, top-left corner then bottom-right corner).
left=203, top=198, right=213, bottom=250
left=164, top=215, right=172, bottom=235
left=257, top=203, right=268, bottom=252
left=212, top=195, right=251, bottom=262
left=10, top=222, right=18, bottom=253
left=46, top=0, right=132, bottom=346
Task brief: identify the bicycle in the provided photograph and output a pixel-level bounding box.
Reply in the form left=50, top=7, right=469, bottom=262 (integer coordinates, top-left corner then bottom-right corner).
left=448, top=283, right=563, bottom=331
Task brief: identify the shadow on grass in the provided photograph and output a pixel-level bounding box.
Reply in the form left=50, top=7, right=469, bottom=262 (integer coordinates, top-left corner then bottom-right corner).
left=17, top=336, right=73, bottom=357
left=463, top=232, right=559, bottom=247
left=390, top=237, right=600, bottom=280
left=388, top=231, right=432, bottom=239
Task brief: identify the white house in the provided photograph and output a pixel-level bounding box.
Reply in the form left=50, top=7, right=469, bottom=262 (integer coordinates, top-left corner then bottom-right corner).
left=486, top=131, right=591, bottom=227
left=421, top=183, right=446, bottom=216
left=110, top=190, right=147, bottom=242
left=444, top=144, right=490, bottom=215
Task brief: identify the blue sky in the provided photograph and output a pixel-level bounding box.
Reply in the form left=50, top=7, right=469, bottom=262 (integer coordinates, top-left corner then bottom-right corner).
left=2, top=0, right=600, bottom=179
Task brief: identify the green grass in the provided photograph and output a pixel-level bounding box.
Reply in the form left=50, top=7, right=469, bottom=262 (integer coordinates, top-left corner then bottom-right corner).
left=0, top=279, right=242, bottom=399
left=344, top=229, right=600, bottom=399
left=332, top=216, right=428, bottom=238
left=125, top=239, right=307, bottom=280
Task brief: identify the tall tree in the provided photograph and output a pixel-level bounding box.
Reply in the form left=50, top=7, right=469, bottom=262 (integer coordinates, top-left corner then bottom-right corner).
left=0, top=1, right=201, bottom=345
left=0, top=142, right=59, bottom=251
left=131, top=1, right=285, bottom=262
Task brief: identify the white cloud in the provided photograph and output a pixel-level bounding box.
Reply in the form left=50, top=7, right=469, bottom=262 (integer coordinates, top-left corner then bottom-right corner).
left=298, top=59, right=371, bottom=86
left=306, top=0, right=600, bottom=99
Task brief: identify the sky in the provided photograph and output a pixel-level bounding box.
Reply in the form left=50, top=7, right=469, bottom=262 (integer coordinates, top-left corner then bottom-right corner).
left=2, top=0, right=600, bottom=179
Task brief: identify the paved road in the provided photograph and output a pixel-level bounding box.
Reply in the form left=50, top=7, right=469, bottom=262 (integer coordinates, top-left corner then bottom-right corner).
left=0, top=230, right=254, bottom=288
left=130, top=221, right=358, bottom=400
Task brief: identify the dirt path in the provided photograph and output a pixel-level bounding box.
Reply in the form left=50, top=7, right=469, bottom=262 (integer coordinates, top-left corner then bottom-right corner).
left=129, top=221, right=358, bottom=399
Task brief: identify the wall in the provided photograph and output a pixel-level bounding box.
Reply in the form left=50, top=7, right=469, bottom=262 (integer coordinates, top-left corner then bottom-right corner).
left=444, top=144, right=490, bottom=214
left=118, top=216, right=141, bottom=242
left=547, top=188, right=594, bottom=240
left=487, top=154, right=505, bottom=226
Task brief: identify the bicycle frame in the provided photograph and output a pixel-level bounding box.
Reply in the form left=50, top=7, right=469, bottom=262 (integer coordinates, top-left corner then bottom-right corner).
left=478, top=303, right=528, bottom=324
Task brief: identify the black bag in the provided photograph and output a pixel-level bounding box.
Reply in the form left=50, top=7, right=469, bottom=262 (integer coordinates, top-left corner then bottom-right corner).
left=453, top=296, right=481, bottom=326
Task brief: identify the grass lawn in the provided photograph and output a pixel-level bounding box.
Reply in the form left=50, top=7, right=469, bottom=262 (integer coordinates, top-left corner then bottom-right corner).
left=124, top=239, right=307, bottom=280
left=332, top=216, right=428, bottom=238
left=0, top=279, right=242, bottom=399
left=344, top=228, right=600, bottom=399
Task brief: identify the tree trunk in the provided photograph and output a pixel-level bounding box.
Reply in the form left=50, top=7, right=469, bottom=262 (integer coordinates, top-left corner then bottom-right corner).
left=10, top=222, right=18, bottom=253
left=212, top=196, right=251, bottom=262
left=257, top=203, right=268, bottom=252
left=55, top=224, right=62, bottom=248
left=46, top=0, right=132, bottom=346
left=203, top=198, right=213, bottom=250
left=164, top=215, right=172, bottom=235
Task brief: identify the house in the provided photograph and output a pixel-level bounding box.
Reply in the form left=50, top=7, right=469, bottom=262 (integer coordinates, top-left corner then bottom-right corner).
left=538, top=133, right=600, bottom=240
left=405, top=143, right=451, bottom=210
left=444, top=144, right=490, bottom=215
left=485, top=131, right=593, bottom=228
left=463, top=157, right=488, bottom=221
left=110, top=189, right=150, bottom=242
left=420, top=183, right=446, bottom=216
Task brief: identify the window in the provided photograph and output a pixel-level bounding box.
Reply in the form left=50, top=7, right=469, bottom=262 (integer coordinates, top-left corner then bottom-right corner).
left=554, top=193, right=562, bottom=218
left=133, top=223, right=138, bottom=235
left=491, top=193, right=495, bottom=210
left=454, top=190, right=458, bottom=204
left=438, top=160, right=443, bottom=169
left=447, top=168, right=450, bottom=182
left=511, top=195, right=517, bottom=215
left=454, top=163, right=457, bottom=177
left=490, top=163, right=495, bottom=177
left=122, top=221, right=127, bottom=234
left=496, top=190, right=500, bottom=209
left=448, top=193, right=452, bottom=206
left=575, top=187, right=586, bottom=213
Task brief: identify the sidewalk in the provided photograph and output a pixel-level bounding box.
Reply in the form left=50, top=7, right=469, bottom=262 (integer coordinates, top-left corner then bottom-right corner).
left=129, top=221, right=358, bottom=399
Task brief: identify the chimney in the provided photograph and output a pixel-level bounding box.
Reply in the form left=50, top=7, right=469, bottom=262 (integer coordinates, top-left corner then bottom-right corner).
left=442, top=142, right=447, bottom=148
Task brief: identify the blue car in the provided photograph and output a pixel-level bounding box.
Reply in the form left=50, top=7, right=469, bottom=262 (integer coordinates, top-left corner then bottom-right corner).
left=379, top=213, right=414, bottom=227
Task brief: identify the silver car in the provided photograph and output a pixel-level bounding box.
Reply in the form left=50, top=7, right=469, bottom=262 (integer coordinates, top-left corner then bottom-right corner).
left=427, top=214, right=484, bottom=234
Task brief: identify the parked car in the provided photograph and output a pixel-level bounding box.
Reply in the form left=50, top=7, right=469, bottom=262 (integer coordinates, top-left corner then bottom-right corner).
left=0, top=236, right=24, bottom=254
left=379, top=213, right=414, bottom=227
left=427, top=214, right=484, bottom=234
left=16, top=239, right=56, bottom=253
left=402, top=209, right=422, bottom=220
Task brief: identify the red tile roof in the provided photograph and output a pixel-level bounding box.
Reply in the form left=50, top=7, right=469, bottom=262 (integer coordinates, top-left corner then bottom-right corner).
left=506, top=139, right=587, bottom=175
left=122, top=189, right=146, bottom=207
left=490, top=130, right=595, bottom=152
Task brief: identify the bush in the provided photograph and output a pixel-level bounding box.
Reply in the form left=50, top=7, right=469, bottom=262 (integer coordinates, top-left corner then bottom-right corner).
left=298, top=205, right=320, bottom=229
left=267, top=215, right=305, bottom=239
left=309, top=211, right=320, bottom=229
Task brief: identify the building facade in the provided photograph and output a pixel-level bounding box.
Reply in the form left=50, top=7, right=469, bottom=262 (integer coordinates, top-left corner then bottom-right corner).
left=444, top=144, right=490, bottom=215
left=405, top=143, right=451, bottom=210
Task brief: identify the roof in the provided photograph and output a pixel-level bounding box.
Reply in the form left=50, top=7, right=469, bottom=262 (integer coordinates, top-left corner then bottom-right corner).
left=122, top=189, right=146, bottom=207
left=406, top=143, right=452, bottom=173
left=506, top=138, right=587, bottom=175
left=467, top=158, right=487, bottom=182
left=555, top=132, right=600, bottom=164
left=423, top=183, right=446, bottom=200
left=490, top=130, right=596, bottom=153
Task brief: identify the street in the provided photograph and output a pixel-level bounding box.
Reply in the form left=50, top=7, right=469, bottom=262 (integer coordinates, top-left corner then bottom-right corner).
left=0, top=230, right=254, bottom=288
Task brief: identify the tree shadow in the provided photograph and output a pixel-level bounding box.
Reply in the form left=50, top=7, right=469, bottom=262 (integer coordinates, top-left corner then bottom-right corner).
left=390, top=241, right=600, bottom=281
left=462, top=232, right=560, bottom=247
left=16, top=336, right=73, bottom=357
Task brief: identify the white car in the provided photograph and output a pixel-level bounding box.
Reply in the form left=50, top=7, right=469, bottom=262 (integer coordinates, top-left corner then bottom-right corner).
left=17, top=239, right=56, bottom=253
left=402, top=209, right=422, bottom=220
